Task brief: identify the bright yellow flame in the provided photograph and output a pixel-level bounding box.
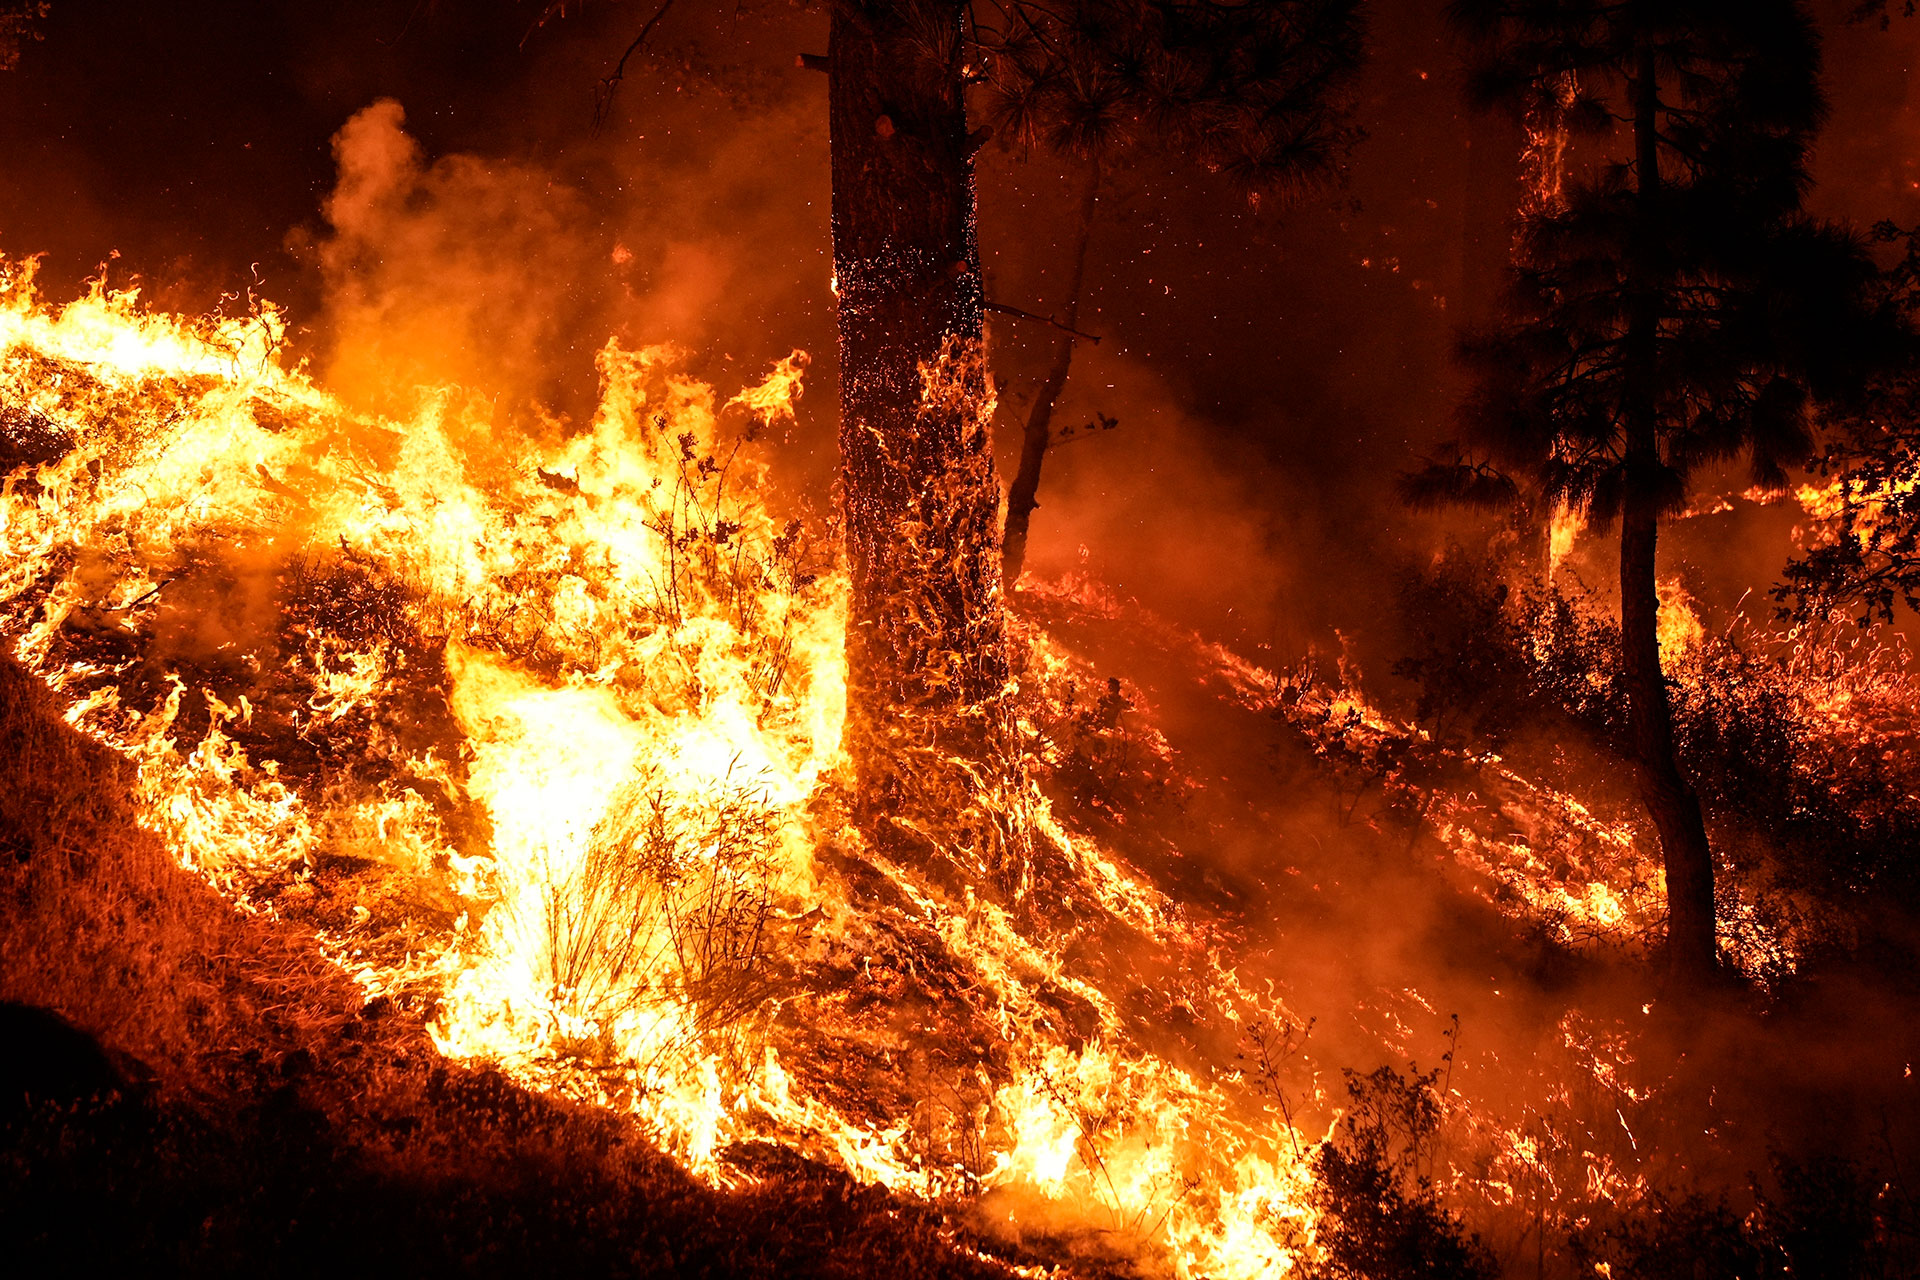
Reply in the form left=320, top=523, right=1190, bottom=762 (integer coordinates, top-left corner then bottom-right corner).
left=1656, top=577, right=1704, bottom=663
left=1548, top=504, right=1583, bottom=573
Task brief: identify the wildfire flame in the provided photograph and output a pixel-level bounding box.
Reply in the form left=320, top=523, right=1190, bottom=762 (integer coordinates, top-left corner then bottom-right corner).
left=8, top=250, right=1888, bottom=1274
left=1548, top=502, right=1583, bottom=573
left=0, top=256, right=1336, bottom=1277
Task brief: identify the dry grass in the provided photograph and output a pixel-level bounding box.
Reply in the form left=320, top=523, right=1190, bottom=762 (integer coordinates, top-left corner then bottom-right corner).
left=0, top=656, right=296, bottom=1081
left=536, top=764, right=786, bottom=1079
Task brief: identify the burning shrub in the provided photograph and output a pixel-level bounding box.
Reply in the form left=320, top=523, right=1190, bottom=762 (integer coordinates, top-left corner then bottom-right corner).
left=1393, top=547, right=1623, bottom=754
left=540, top=763, right=784, bottom=1069
left=1668, top=612, right=1920, bottom=906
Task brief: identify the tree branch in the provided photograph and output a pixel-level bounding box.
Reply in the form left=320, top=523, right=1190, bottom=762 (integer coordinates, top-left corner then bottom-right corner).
left=594, top=0, right=678, bottom=130
left=984, top=300, right=1101, bottom=344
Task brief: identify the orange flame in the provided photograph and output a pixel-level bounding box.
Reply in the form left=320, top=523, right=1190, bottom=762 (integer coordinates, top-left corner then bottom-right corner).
left=0, top=258, right=1328, bottom=1278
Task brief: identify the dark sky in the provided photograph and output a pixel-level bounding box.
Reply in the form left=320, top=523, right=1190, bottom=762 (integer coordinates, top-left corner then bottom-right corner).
left=3, top=0, right=1918, bottom=659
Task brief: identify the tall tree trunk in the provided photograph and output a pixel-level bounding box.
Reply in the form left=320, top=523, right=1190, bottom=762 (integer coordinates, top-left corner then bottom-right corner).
left=828, top=3, right=1014, bottom=835
left=1623, top=41, right=1718, bottom=986
left=1001, top=159, right=1100, bottom=588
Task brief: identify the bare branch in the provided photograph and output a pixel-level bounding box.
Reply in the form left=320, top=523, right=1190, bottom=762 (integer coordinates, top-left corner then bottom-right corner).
left=594, top=0, right=679, bottom=130
left=984, top=300, right=1101, bottom=345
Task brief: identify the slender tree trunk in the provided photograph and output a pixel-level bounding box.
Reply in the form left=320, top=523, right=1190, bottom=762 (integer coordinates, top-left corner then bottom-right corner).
left=1623, top=42, right=1718, bottom=986
left=1001, top=159, right=1100, bottom=588
left=828, top=3, right=1013, bottom=829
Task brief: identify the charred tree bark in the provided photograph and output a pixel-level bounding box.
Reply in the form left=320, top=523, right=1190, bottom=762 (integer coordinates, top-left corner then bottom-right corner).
left=828, top=2, right=1015, bottom=839
left=1623, top=43, right=1717, bottom=986
left=1002, top=160, right=1100, bottom=589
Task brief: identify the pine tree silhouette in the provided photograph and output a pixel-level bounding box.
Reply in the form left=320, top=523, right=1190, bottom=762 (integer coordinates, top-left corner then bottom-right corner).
left=1411, top=0, right=1899, bottom=986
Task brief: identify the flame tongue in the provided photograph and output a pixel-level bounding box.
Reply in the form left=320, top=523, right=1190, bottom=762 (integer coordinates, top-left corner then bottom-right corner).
left=446, top=640, right=647, bottom=873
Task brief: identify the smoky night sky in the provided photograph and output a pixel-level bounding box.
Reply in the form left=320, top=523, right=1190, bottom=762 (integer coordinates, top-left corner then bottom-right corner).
left=4, top=0, right=1920, bottom=663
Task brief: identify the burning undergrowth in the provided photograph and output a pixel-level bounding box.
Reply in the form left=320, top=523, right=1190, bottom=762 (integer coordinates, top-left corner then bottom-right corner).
left=3, top=255, right=1917, bottom=1276
left=1397, top=548, right=1920, bottom=973
left=0, top=256, right=1334, bottom=1277
left=1013, top=567, right=1919, bottom=1272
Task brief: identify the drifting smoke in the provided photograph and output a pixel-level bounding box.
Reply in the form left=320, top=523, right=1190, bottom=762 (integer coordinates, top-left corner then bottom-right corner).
left=309, top=98, right=605, bottom=409
left=300, top=77, right=834, bottom=431
left=1001, top=341, right=1326, bottom=655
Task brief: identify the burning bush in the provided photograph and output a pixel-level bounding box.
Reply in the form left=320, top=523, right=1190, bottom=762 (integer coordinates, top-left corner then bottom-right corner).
left=1307, top=1064, right=1496, bottom=1280
left=538, top=763, right=784, bottom=1072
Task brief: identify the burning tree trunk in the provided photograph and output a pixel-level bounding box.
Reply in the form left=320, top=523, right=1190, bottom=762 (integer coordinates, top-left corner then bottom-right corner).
left=828, top=2, right=1016, bottom=849
left=1621, top=47, right=1716, bottom=984
left=1001, top=159, right=1099, bottom=589
left=1619, top=495, right=1716, bottom=983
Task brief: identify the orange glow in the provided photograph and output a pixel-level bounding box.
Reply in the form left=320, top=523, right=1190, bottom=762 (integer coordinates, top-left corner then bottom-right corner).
left=8, top=250, right=1887, bottom=1275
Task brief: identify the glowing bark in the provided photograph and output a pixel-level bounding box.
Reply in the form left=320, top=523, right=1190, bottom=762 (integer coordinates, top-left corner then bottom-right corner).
left=827, top=2, right=1014, bottom=841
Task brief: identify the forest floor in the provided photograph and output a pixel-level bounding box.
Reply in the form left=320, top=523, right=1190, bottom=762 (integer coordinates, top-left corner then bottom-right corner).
left=3, top=579, right=1918, bottom=1277
left=1015, top=579, right=1920, bottom=1273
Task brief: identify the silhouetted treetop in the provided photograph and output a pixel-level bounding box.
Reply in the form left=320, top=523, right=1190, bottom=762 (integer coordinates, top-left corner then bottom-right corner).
left=1448, top=0, right=1826, bottom=204
left=1847, top=0, right=1917, bottom=28
left=970, top=0, right=1366, bottom=201
left=1426, top=0, right=1893, bottom=526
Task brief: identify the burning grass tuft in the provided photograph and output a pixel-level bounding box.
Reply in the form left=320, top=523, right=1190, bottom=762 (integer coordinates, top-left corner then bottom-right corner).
left=538, top=763, right=786, bottom=1071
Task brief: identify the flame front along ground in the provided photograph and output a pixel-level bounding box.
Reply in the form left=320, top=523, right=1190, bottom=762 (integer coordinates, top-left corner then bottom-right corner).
left=0, top=259, right=1335, bottom=1279
left=8, top=256, right=1872, bottom=1276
